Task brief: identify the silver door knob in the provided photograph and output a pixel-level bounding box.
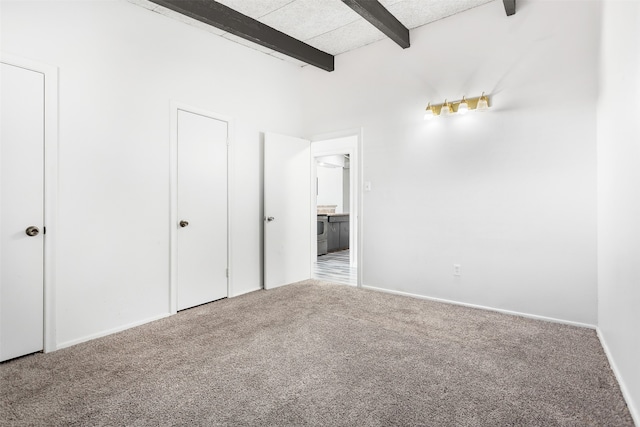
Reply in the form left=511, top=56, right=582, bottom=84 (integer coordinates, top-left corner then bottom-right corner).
left=266, top=216, right=275, bottom=222
left=25, top=226, right=40, bottom=237
left=179, top=220, right=189, bottom=228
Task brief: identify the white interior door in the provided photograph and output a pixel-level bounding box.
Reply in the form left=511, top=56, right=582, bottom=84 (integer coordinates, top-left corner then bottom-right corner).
left=0, top=63, right=45, bottom=361
left=177, top=109, right=228, bottom=310
left=264, top=133, right=311, bottom=289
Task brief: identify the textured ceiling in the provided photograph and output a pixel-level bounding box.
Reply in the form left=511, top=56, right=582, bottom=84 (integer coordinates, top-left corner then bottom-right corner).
left=129, top=0, right=495, bottom=66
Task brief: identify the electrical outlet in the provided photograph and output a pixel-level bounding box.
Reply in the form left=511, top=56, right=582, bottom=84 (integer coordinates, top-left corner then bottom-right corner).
left=453, top=264, right=461, bottom=276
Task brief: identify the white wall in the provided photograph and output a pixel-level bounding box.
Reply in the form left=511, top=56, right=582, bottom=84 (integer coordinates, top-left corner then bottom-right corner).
left=1, top=0, right=304, bottom=347
left=597, top=1, right=640, bottom=422
left=301, top=0, right=600, bottom=325
left=317, top=165, right=344, bottom=213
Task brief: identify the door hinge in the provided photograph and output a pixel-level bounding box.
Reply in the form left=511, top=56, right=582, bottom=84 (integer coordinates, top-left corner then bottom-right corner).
left=43, top=227, right=46, bottom=235
left=226, top=268, right=229, bottom=278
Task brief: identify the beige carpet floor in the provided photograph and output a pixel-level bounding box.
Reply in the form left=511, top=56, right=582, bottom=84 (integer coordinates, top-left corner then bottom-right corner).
left=0, top=280, right=634, bottom=426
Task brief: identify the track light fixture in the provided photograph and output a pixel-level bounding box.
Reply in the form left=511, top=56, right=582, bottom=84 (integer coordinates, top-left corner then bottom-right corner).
left=423, top=93, right=491, bottom=119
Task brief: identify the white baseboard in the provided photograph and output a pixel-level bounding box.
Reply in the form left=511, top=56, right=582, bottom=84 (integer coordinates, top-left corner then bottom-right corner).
left=361, top=285, right=597, bottom=329
left=54, top=287, right=263, bottom=352
left=55, top=312, right=172, bottom=351
left=597, top=328, right=640, bottom=426
left=231, top=286, right=262, bottom=297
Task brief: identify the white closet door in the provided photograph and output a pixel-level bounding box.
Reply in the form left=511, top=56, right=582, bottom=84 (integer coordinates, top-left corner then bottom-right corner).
left=264, top=132, right=311, bottom=290
left=0, top=63, right=45, bottom=361
left=177, top=110, right=228, bottom=310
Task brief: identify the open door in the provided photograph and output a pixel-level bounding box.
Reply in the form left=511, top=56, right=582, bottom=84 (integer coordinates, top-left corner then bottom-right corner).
left=264, top=132, right=311, bottom=289
left=1, top=62, right=45, bottom=361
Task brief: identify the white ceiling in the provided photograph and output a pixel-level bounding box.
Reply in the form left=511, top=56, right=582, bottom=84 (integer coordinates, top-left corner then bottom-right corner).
left=129, top=0, right=495, bottom=66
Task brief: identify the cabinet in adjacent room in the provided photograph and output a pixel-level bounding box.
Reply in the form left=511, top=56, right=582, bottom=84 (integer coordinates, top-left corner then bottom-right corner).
left=327, top=214, right=349, bottom=252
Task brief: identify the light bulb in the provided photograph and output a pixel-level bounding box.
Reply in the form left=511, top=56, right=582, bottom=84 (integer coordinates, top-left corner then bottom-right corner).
left=424, top=104, right=434, bottom=120
left=440, top=100, right=451, bottom=116
left=458, top=97, right=468, bottom=115
left=477, top=92, right=489, bottom=111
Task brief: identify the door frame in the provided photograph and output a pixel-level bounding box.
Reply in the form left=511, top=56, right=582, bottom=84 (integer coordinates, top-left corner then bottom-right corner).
left=310, top=128, right=363, bottom=287
left=1, top=53, right=59, bottom=353
left=169, top=102, right=233, bottom=314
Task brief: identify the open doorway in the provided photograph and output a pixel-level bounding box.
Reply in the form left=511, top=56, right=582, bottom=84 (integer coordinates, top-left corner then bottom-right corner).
left=311, top=133, right=360, bottom=286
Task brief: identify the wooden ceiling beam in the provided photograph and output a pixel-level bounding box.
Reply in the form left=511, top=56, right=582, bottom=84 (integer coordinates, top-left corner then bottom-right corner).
left=148, top=0, right=335, bottom=72
left=503, top=0, right=516, bottom=16
left=341, top=0, right=410, bottom=49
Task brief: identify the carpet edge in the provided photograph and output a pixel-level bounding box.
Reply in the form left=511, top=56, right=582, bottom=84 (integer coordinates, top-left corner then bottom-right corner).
left=361, top=284, right=597, bottom=329
left=597, top=327, right=640, bottom=427
left=55, top=312, right=172, bottom=351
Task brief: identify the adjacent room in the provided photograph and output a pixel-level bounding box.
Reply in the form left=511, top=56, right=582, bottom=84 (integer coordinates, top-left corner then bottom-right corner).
left=314, top=135, right=358, bottom=286
left=1, top=0, right=638, bottom=425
